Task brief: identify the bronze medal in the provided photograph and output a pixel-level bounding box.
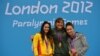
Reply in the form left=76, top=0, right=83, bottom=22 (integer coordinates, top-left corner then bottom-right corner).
left=59, top=42, right=62, bottom=47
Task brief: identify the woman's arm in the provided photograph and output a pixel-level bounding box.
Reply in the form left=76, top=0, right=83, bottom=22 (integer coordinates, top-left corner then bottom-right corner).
left=32, top=33, right=39, bottom=56
left=78, top=35, right=88, bottom=56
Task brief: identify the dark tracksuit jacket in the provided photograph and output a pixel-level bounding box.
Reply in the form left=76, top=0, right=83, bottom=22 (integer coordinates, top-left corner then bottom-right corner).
left=52, top=28, right=70, bottom=56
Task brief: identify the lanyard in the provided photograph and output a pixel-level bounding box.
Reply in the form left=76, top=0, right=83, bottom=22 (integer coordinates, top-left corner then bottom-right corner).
left=70, top=33, right=76, bottom=48
left=57, top=33, right=62, bottom=42
left=45, top=36, right=49, bottom=49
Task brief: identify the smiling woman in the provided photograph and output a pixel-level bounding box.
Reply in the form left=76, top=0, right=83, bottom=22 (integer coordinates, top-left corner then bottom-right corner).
left=5, top=1, right=58, bottom=15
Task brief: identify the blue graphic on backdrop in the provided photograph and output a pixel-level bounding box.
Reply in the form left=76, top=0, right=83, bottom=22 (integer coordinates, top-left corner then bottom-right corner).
left=0, top=0, right=100, bottom=56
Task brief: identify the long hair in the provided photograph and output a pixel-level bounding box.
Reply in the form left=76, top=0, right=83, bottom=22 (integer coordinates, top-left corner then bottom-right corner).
left=54, top=17, right=65, bottom=31
left=40, top=21, right=52, bottom=41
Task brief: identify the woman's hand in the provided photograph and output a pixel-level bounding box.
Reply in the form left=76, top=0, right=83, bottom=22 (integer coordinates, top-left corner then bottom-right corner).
left=71, top=48, right=77, bottom=56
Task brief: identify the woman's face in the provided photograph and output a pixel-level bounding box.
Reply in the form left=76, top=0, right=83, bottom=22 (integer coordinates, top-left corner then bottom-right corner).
left=56, top=20, right=64, bottom=30
left=43, top=24, right=50, bottom=34
left=66, top=25, right=74, bottom=37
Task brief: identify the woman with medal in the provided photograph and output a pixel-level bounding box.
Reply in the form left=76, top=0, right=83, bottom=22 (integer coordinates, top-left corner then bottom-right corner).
left=32, top=21, right=54, bottom=56
left=65, top=22, right=88, bottom=56
left=52, top=18, right=70, bottom=56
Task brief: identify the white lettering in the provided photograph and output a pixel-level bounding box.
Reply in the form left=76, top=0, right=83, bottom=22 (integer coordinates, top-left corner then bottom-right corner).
left=5, top=3, right=12, bottom=15
left=12, top=6, right=21, bottom=15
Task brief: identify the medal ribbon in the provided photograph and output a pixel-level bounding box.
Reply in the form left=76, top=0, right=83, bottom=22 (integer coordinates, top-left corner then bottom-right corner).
left=57, top=33, right=62, bottom=42
left=45, top=38, right=49, bottom=49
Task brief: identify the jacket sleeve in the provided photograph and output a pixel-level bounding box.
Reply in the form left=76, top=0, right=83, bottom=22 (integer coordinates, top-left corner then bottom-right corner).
left=32, top=33, right=39, bottom=56
left=78, top=35, right=88, bottom=56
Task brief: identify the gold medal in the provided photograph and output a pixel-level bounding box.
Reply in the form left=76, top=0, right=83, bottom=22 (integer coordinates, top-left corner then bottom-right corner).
left=59, top=42, right=62, bottom=47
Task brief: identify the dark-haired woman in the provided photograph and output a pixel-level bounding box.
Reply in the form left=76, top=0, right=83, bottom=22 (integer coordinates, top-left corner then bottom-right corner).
left=52, top=18, right=70, bottom=56
left=32, top=21, right=53, bottom=56
left=66, top=22, right=88, bottom=56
